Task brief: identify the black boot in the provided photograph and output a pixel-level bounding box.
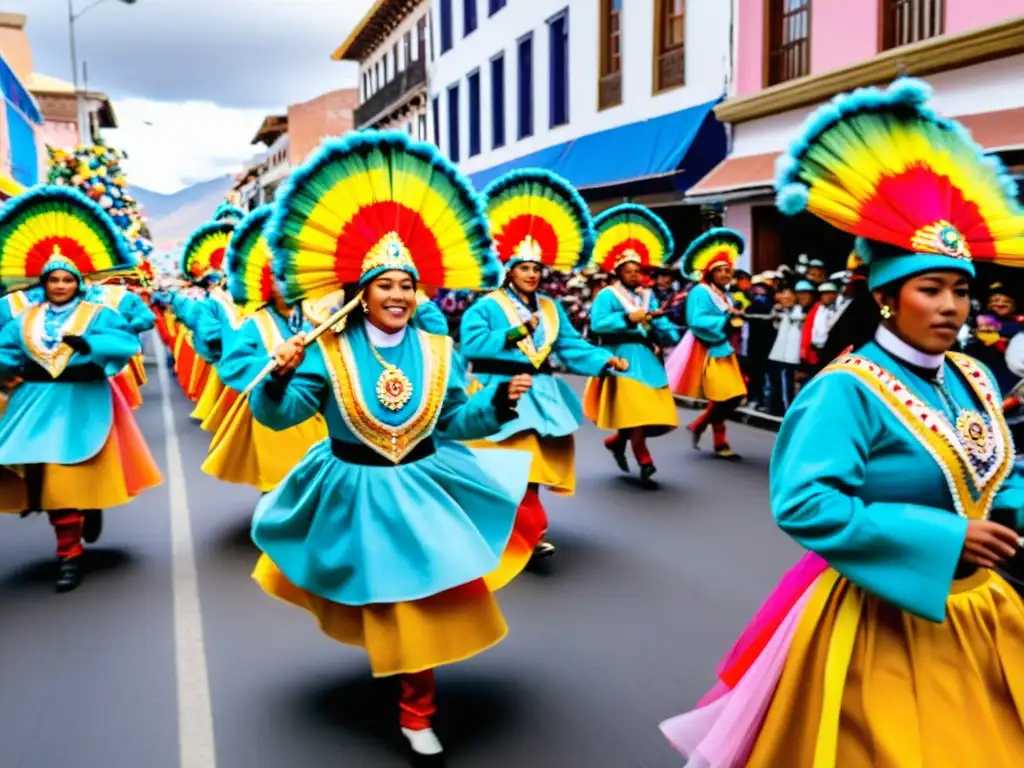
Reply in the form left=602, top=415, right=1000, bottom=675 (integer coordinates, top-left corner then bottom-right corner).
left=55, top=558, right=82, bottom=593
left=82, top=510, right=103, bottom=544
left=605, top=440, right=629, bottom=472
left=639, top=463, right=657, bottom=486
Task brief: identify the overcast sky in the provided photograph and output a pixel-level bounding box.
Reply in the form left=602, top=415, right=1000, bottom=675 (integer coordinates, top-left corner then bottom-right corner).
left=12, top=0, right=374, bottom=193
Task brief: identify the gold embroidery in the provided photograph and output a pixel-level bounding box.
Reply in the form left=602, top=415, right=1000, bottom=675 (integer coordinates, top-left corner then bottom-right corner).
left=21, top=301, right=104, bottom=378
left=318, top=329, right=451, bottom=463
left=98, top=284, right=128, bottom=310
left=6, top=291, right=32, bottom=318
left=211, top=289, right=244, bottom=330
left=823, top=353, right=1012, bottom=520
left=487, top=290, right=560, bottom=368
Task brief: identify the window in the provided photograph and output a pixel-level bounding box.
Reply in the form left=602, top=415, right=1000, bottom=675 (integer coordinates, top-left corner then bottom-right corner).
left=447, top=83, right=460, bottom=162
left=468, top=69, right=482, bottom=157
left=548, top=10, right=569, bottom=128
left=767, top=0, right=811, bottom=86
left=491, top=53, right=506, bottom=149
left=403, top=30, right=413, bottom=65
left=517, top=34, right=534, bottom=139
left=489, top=0, right=506, bottom=16
left=440, top=0, right=453, bottom=53
left=881, top=0, right=944, bottom=49
left=464, top=0, right=478, bottom=36
left=654, top=0, right=685, bottom=91
left=432, top=94, right=441, bottom=147
left=393, top=42, right=401, bottom=73
left=375, top=61, right=382, bottom=90
left=422, top=15, right=432, bottom=61
left=418, top=113, right=428, bottom=141
left=362, top=72, right=370, bottom=99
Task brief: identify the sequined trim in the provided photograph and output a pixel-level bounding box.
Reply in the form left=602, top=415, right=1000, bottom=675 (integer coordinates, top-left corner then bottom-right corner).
left=21, top=301, right=103, bottom=378
left=823, top=353, right=1013, bottom=520
left=488, top=290, right=560, bottom=369
left=608, top=283, right=652, bottom=314
left=318, top=329, right=451, bottom=463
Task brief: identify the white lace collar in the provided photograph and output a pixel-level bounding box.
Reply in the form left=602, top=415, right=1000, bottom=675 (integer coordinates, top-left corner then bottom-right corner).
left=875, top=325, right=945, bottom=371
left=364, top=318, right=406, bottom=348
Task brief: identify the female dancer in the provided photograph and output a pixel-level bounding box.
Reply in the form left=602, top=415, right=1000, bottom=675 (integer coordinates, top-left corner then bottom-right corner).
left=582, top=204, right=679, bottom=484
left=665, top=228, right=748, bottom=460
left=460, top=169, right=625, bottom=570
left=203, top=205, right=328, bottom=490
left=248, top=132, right=532, bottom=757
left=660, top=79, right=1024, bottom=767
left=0, top=187, right=162, bottom=592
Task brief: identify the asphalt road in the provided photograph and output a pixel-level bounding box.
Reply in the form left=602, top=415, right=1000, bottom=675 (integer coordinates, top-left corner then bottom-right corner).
left=0, top=356, right=803, bottom=768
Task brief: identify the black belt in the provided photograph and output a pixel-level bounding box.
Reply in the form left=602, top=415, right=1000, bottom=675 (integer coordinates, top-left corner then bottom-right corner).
left=19, top=361, right=107, bottom=383
left=470, top=359, right=553, bottom=376
left=330, top=438, right=436, bottom=466
left=594, top=333, right=655, bottom=350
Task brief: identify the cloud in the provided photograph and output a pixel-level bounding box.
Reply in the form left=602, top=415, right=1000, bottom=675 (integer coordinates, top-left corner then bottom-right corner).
left=106, top=98, right=269, bottom=193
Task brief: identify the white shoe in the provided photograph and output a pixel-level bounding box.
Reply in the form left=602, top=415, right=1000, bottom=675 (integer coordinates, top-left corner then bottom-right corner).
left=401, top=726, right=443, bottom=755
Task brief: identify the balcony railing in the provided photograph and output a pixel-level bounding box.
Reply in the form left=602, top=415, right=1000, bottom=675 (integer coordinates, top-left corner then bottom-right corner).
left=355, top=57, right=428, bottom=129
left=599, top=71, right=622, bottom=110
left=882, top=0, right=945, bottom=50
left=656, top=47, right=685, bottom=92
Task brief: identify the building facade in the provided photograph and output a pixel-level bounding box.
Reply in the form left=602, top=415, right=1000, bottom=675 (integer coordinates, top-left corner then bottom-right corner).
left=28, top=73, right=117, bottom=152
left=335, top=0, right=431, bottom=140
left=0, top=13, right=46, bottom=194
left=687, top=0, right=1024, bottom=273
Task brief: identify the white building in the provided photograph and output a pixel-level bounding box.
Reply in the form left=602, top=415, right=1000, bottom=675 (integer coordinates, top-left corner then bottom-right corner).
left=335, top=0, right=431, bottom=139
left=427, top=0, right=732, bottom=225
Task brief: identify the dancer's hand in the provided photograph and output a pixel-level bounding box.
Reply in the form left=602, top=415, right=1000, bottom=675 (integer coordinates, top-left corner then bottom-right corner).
left=272, top=335, right=305, bottom=377
left=524, top=313, right=540, bottom=332
left=608, top=357, right=629, bottom=372
left=627, top=309, right=649, bottom=324
left=61, top=334, right=90, bottom=354
left=962, top=520, right=1021, bottom=568
left=507, top=374, right=533, bottom=402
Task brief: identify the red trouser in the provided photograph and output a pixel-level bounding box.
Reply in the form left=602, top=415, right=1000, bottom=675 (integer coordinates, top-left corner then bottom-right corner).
left=399, top=670, right=437, bottom=730
left=604, top=428, right=652, bottom=465
left=688, top=396, right=743, bottom=448
left=48, top=510, right=84, bottom=560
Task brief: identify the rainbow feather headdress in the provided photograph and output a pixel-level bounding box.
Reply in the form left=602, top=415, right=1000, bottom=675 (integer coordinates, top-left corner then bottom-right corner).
left=226, top=205, right=275, bottom=307
left=775, top=78, right=1024, bottom=290
left=268, top=130, right=499, bottom=303
left=181, top=220, right=235, bottom=283
left=482, top=169, right=594, bottom=273
left=0, top=185, right=136, bottom=289
left=678, top=228, right=745, bottom=278
left=589, top=203, right=674, bottom=273
left=212, top=203, right=246, bottom=224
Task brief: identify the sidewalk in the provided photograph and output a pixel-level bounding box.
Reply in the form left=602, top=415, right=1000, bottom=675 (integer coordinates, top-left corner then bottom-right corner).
left=673, top=395, right=783, bottom=433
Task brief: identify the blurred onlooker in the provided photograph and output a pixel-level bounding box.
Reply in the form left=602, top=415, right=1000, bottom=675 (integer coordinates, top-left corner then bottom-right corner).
left=806, top=259, right=827, bottom=286
left=820, top=253, right=874, bottom=364
left=767, top=285, right=805, bottom=415
left=800, top=280, right=842, bottom=375
left=651, top=267, right=687, bottom=329
left=742, top=274, right=777, bottom=410
left=965, top=281, right=1022, bottom=395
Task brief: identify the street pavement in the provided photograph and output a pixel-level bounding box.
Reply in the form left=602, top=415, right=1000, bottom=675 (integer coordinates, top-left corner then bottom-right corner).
left=0, top=357, right=803, bottom=768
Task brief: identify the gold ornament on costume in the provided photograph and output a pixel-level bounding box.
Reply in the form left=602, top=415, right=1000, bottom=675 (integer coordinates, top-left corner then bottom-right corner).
left=613, top=248, right=642, bottom=269
left=955, top=410, right=994, bottom=464
left=512, top=235, right=543, bottom=263
left=368, top=342, right=414, bottom=412
left=361, top=232, right=415, bottom=277
left=911, top=220, right=971, bottom=260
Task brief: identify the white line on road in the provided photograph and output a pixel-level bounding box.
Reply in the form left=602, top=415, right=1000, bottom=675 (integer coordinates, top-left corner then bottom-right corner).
left=156, top=348, right=218, bottom=768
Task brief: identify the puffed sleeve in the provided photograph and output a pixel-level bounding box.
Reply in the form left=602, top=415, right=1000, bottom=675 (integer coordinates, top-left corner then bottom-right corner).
left=435, top=346, right=514, bottom=440
left=549, top=300, right=612, bottom=375
left=81, top=307, right=143, bottom=376
left=249, top=344, right=329, bottom=431
left=118, top=291, right=157, bottom=334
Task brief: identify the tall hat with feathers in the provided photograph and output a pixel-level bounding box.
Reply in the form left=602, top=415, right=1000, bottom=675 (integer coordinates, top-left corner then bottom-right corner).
left=0, top=186, right=137, bottom=289
left=212, top=202, right=246, bottom=224
left=588, top=203, right=674, bottom=274
left=268, top=130, right=500, bottom=304
left=181, top=220, right=235, bottom=284
left=225, top=205, right=275, bottom=307
left=482, top=169, right=594, bottom=273
left=775, top=78, right=1024, bottom=290
left=677, top=227, right=745, bottom=279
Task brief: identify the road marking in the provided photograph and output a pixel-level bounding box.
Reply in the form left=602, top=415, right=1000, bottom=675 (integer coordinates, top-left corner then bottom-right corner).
left=156, top=348, right=218, bottom=768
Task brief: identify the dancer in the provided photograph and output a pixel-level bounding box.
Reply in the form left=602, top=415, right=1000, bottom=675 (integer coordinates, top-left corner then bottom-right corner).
left=582, top=203, right=679, bottom=484
left=87, top=277, right=156, bottom=409
left=203, top=205, right=328, bottom=490
left=660, top=78, right=1024, bottom=767
left=460, top=169, right=624, bottom=573
left=0, top=187, right=162, bottom=592
left=664, top=228, right=748, bottom=460
left=247, top=132, right=532, bottom=757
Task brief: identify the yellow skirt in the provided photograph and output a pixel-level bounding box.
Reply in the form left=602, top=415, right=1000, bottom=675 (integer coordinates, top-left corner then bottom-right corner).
left=464, top=431, right=575, bottom=495
left=582, top=375, right=678, bottom=436
left=129, top=354, right=148, bottom=387
left=202, top=392, right=328, bottom=492
left=748, top=568, right=1024, bottom=767
left=200, top=384, right=240, bottom=434
left=254, top=555, right=508, bottom=677
left=191, top=370, right=224, bottom=422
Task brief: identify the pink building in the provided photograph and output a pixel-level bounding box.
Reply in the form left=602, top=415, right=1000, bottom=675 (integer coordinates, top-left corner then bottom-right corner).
left=687, top=1, right=1024, bottom=274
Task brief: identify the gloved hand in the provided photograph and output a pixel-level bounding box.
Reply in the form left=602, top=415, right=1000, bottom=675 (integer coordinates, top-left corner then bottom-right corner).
left=61, top=335, right=91, bottom=354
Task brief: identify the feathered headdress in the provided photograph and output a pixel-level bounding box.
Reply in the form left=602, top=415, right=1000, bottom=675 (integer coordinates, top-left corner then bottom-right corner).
left=0, top=185, right=136, bottom=288
left=268, top=131, right=499, bottom=303
left=775, top=78, right=1024, bottom=290
left=678, top=228, right=745, bottom=278
left=482, top=169, right=594, bottom=273
left=225, top=205, right=275, bottom=306
left=181, top=220, right=235, bottom=283
left=588, top=203, right=674, bottom=273
left=212, top=203, right=246, bottom=224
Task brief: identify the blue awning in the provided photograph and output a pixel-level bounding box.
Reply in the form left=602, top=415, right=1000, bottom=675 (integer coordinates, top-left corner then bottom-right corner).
left=469, top=97, right=725, bottom=193
left=0, top=54, right=42, bottom=125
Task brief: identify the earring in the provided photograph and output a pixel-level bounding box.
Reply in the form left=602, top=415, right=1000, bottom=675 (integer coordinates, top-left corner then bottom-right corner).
left=880, top=305, right=894, bottom=320
left=360, top=299, right=369, bottom=313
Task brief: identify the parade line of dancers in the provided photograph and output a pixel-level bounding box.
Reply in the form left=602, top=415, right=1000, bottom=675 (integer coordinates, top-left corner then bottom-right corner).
left=1, top=77, right=1023, bottom=765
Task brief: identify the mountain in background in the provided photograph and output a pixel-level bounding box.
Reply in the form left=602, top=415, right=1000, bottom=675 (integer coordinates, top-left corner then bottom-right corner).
left=129, top=175, right=235, bottom=250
